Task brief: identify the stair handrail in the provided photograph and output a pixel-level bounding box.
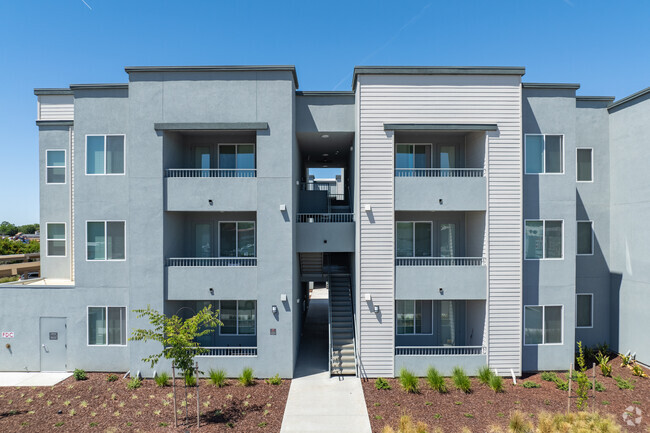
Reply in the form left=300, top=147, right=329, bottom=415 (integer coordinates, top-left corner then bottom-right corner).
left=347, top=274, right=359, bottom=377
left=327, top=272, right=333, bottom=377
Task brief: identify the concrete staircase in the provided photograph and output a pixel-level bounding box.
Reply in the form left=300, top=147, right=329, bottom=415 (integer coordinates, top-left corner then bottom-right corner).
left=300, top=253, right=323, bottom=277
left=329, top=273, right=356, bottom=376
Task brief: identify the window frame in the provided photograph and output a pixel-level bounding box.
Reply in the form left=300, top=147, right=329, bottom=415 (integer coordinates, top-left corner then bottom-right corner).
left=524, top=134, right=565, bottom=175
left=86, top=305, right=128, bottom=347
left=216, top=143, right=256, bottom=169
left=395, top=300, right=434, bottom=335
left=85, top=134, right=126, bottom=176
left=576, top=220, right=594, bottom=256
left=523, top=304, right=564, bottom=346
left=576, top=148, right=594, bottom=182
left=576, top=293, right=594, bottom=329
left=394, top=143, right=433, bottom=169
left=45, top=149, right=67, bottom=185
left=45, top=222, right=67, bottom=257
left=85, top=220, right=127, bottom=261
left=395, top=221, right=433, bottom=258
left=524, top=219, right=564, bottom=260
left=218, top=300, right=257, bottom=336
left=217, top=221, right=256, bottom=258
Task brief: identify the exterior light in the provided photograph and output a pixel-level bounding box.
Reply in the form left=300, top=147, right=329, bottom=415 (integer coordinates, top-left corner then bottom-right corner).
left=272, top=305, right=278, bottom=314
left=208, top=199, right=213, bottom=205
left=439, top=287, right=444, bottom=294
left=280, top=294, right=287, bottom=302
left=365, top=293, right=372, bottom=301
left=279, top=204, right=286, bottom=212
left=364, top=204, right=372, bottom=212
left=439, top=199, right=443, bottom=205
left=321, top=135, right=330, bottom=139
left=374, top=305, right=380, bottom=314
left=209, top=288, right=214, bottom=295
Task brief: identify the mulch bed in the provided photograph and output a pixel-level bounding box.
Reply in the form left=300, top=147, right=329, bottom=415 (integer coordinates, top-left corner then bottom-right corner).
left=363, top=355, right=650, bottom=432
left=0, top=373, right=290, bottom=432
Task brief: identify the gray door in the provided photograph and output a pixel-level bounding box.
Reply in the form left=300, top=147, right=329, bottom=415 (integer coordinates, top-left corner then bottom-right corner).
left=40, top=317, right=67, bottom=371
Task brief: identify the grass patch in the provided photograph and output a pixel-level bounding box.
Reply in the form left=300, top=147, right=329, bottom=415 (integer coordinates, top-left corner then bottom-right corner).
left=426, top=367, right=447, bottom=393
left=452, top=366, right=471, bottom=393
left=488, top=374, right=504, bottom=393
left=265, top=374, right=282, bottom=385
left=478, top=365, right=493, bottom=385
left=398, top=368, right=419, bottom=394
left=154, top=372, right=170, bottom=387
left=238, top=367, right=255, bottom=386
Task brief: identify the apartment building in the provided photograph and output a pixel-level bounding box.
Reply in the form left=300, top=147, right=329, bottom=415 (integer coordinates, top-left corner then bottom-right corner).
left=1, top=65, right=648, bottom=378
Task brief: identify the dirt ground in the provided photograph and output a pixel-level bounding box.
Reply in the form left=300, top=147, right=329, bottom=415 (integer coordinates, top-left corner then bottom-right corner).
left=0, top=373, right=290, bottom=432
left=363, top=356, right=650, bottom=433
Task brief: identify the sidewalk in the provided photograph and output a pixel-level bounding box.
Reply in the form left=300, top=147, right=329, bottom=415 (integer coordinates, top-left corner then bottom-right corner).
left=0, top=372, right=71, bottom=387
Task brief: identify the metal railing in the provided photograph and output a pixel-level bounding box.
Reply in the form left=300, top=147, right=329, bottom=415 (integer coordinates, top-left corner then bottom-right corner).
left=395, top=257, right=485, bottom=266
left=165, top=168, right=257, bottom=178
left=395, top=346, right=486, bottom=356
left=166, top=257, right=257, bottom=267
left=395, top=168, right=484, bottom=178
left=327, top=273, right=333, bottom=377
left=297, top=213, right=353, bottom=223
left=194, top=347, right=257, bottom=357
left=300, top=181, right=345, bottom=200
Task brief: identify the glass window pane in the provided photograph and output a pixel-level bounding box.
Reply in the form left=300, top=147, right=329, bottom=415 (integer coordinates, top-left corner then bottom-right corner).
left=107, top=307, right=126, bottom=345
left=396, top=222, right=414, bottom=257
left=545, top=135, right=563, bottom=173
left=524, top=306, right=543, bottom=345
left=48, top=240, right=66, bottom=256
left=195, top=223, right=211, bottom=257
left=106, top=222, right=125, bottom=260
left=545, top=221, right=563, bottom=259
left=414, top=300, right=422, bottom=334
left=439, top=223, right=456, bottom=258
left=395, top=145, right=413, bottom=169
left=47, top=167, right=65, bottom=183
left=87, top=136, right=105, bottom=174
left=414, top=223, right=432, bottom=257
left=88, top=307, right=106, bottom=345
left=47, top=150, right=65, bottom=167
left=414, top=145, right=430, bottom=169
left=106, top=136, right=125, bottom=174
left=419, top=300, right=433, bottom=334
left=87, top=222, right=105, bottom=260
left=219, top=145, right=236, bottom=169
left=439, top=300, right=457, bottom=345
left=440, top=145, right=456, bottom=169
left=237, top=145, right=255, bottom=170
left=577, top=149, right=592, bottom=181
left=220, top=301, right=237, bottom=334
left=195, top=147, right=211, bottom=169
left=525, top=221, right=543, bottom=259
left=237, top=222, right=255, bottom=257
left=577, top=222, right=593, bottom=255
left=576, top=295, right=592, bottom=327
left=47, top=223, right=66, bottom=256
left=396, top=300, right=414, bottom=334
left=544, top=306, right=562, bottom=344
left=525, top=135, right=544, bottom=174
left=48, top=223, right=65, bottom=240
left=238, top=300, right=256, bottom=335
left=219, top=223, right=237, bottom=257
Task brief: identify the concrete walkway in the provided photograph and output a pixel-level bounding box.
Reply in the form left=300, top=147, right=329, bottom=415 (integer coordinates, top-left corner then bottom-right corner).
left=280, top=297, right=372, bottom=433
left=0, top=372, right=71, bottom=387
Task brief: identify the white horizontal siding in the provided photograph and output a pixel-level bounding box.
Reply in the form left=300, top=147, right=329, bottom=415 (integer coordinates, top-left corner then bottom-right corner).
left=356, top=74, right=522, bottom=377
left=38, top=95, right=74, bottom=121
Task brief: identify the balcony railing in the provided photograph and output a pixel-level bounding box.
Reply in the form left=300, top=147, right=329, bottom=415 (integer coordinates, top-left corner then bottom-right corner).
left=395, top=168, right=484, bottom=177
left=300, top=181, right=344, bottom=200
left=166, top=257, right=257, bottom=267
left=297, top=213, right=354, bottom=223
left=395, top=346, right=486, bottom=356
left=165, top=168, right=257, bottom=178
left=195, top=347, right=257, bottom=357
left=396, top=257, right=485, bottom=266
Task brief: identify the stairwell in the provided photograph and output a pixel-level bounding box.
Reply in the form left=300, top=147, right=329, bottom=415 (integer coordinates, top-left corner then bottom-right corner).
left=329, top=273, right=356, bottom=375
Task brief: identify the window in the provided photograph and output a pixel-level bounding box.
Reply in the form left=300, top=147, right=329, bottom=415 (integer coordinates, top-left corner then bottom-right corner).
left=46, top=223, right=66, bottom=257
left=577, top=221, right=594, bottom=255
left=524, top=220, right=563, bottom=259
left=396, top=222, right=432, bottom=257
left=219, top=222, right=255, bottom=257
left=218, top=144, right=255, bottom=177
left=396, top=300, right=433, bottom=334
left=524, top=305, right=563, bottom=345
left=219, top=300, right=256, bottom=335
left=86, top=135, right=125, bottom=175
left=87, top=221, right=126, bottom=260
left=46, top=150, right=66, bottom=184
left=576, top=148, right=593, bottom=182
left=88, top=306, right=126, bottom=345
left=525, top=135, right=564, bottom=174
left=576, top=294, right=593, bottom=328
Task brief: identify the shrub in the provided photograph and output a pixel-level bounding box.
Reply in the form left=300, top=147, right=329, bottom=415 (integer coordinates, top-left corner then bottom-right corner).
left=620, top=353, right=632, bottom=367
left=106, top=374, right=119, bottom=382
left=614, top=375, right=634, bottom=390
left=154, top=372, right=169, bottom=387
left=184, top=374, right=196, bottom=387
left=595, top=352, right=612, bottom=377
left=508, top=411, right=533, bottom=433
left=452, top=366, right=471, bottom=393
left=208, top=369, right=227, bottom=387
left=575, top=342, right=590, bottom=409
left=477, top=365, right=493, bottom=385
left=595, top=380, right=606, bottom=392
left=522, top=380, right=540, bottom=389
left=631, top=363, right=647, bottom=377
left=375, top=377, right=391, bottom=390
left=238, top=367, right=254, bottom=387
left=488, top=374, right=504, bottom=393
left=554, top=377, right=568, bottom=391
left=425, top=367, right=447, bottom=393
left=398, top=368, right=419, bottom=394
left=265, top=374, right=282, bottom=385
left=73, top=369, right=87, bottom=381
left=540, top=371, right=557, bottom=382
left=126, top=377, right=142, bottom=390
left=382, top=415, right=428, bottom=433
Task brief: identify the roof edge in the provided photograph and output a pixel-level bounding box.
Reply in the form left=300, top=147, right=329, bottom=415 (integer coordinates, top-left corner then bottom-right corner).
left=296, top=91, right=354, bottom=96
left=608, top=87, right=650, bottom=111
left=34, top=88, right=74, bottom=96
left=384, top=123, right=498, bottom=132
left=522, top=82, right=581, bottom=90
left=576, top=96, right=615, bottom=102
left=154, top=122, right=269, bottom=131
left=70, top=83, right=128, bottom=90
left=36, top=120, right=74, bottom=127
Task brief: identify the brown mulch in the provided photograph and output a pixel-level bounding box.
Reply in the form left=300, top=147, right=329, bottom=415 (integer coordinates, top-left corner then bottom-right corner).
left=0, top=373, right=290, bottom=432
left=363, top=356, right=650, bottom=432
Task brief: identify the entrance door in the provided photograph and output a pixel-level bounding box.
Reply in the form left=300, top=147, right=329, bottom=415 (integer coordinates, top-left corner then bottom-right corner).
left=40, top=317, right=67, bottom=371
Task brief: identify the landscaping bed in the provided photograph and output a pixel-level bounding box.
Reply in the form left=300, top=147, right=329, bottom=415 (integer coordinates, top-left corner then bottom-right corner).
left=0, top=373, right=290, bottom=432
left=363, top=355, right=649, bottom=432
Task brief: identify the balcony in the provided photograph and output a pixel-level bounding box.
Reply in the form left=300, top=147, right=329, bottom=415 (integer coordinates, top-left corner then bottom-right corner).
left=195, top=347, right=258, bottom=357
left=396, top=257, right=486, bottom=299
left=395, top=169, right=486, bottom=211
left=296, top=213, right=354, bottom=252
left=395, top=346, right=487, bottom=376
left=395, top=346, right=486, bottom=356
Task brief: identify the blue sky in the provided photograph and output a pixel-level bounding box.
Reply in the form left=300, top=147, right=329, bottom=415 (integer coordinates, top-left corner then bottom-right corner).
left=1, top=0, right=649, bottom=224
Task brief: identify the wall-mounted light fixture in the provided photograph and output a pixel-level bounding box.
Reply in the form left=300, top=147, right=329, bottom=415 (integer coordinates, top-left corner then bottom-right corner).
left=374, top=305, right=380, bottom=314
left=439, top=287, right=444, bottom=294
left=208, top=199, right=214, bottom=206
left=209, top=288, right=214, bottom=295
left=365, top=293, right=372, bottom=302
left=280, top=294, right=287, bottom=302
left=272, top=305, right=278, bottom=314
left=279, top=204, right=286, bottom=212
left=364, top=204, right=372, bottom=212
left=439, top=199, right=443, bottom=205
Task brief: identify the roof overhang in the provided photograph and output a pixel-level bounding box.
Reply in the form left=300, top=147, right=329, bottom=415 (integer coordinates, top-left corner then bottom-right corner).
left=153, top=122, right=269, bottom=132
left=384, top=123, right=498, bottom=132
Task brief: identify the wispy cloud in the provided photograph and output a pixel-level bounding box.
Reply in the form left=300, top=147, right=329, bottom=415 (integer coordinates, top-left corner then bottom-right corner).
left=81, top=0, right=92, bottom=10
left=562, top=0, right=575, bottom=7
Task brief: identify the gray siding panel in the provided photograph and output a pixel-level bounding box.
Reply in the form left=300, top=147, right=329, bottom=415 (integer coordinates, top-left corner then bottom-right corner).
left=38, top=95, right=74, bottom=121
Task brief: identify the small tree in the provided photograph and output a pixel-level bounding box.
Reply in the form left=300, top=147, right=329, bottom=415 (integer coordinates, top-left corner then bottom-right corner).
left=575, top=341, right=590, bottom=409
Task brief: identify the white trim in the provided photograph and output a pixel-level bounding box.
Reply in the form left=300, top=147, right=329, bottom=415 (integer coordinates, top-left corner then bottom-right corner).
left=523, top=219, right=564, bottom=260
left=523, top=304, right=564, bottom=346
left=395, top=300, right=434, bottom=336
left=86, top=306, right=128, bottom=347
left=217, top=221, right=256, bottom=258
left=45, top=149, right=67, bottom=185
left=524, top=134, right=565, bottom=175
left=45, top=222, right=67, bottom=258
left=85, top=134, right=126, bottom=176
left=217, top=300, right=257, bottom=337
left=576, top=148, right=594, bottom=183
left=85, top=220, right=127, bottom=261
left=576, top=220, right=594, bottom=256
left=576, top=293, right=594, bottom=329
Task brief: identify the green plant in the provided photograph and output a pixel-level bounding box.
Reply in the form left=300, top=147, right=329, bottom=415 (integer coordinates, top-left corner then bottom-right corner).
left=374, top=377, right=391, bottom=390
left=154, top=372, right=170, bottom=387
left=265, top=374, right=282, bottom=385
left=478, top=365, right=493, bottom=385
left=620, top=353, right=632, bottom=366
left=522, top=380, right=540, bottom=388
left=184, top=373, right=196, bottom=387
left=238, top=367, right=255, bottom=386
left=595, top=380, right=606, bottom=392
left=464, top=413, right=474, bottom=418
left=106, top=374, right=119, bottom=382
left=54, top=422, right=65, bottom=427
left=489, top=374, right=504, bottom=393
left=127, top=377, right=142, bottom=390
left=595, top=352, right=613, bottom=377
left=614, top=375, right=635, bottom=390
left=575, top=342, right=590, bottom=409
left=425, top=367, right=447, bottom=393
left=540, top=371, right=557, bottom=382
left=398, top=368, right=419, bottom=393
left=208, top=369, right=227, bottom=387
left=73, top=369, right=87, bottom=381
left=631, top=363, right=647, bottom=377
left=452, top=366, right=471, bottom=393
left=508, top=411, right=533, bottom=433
